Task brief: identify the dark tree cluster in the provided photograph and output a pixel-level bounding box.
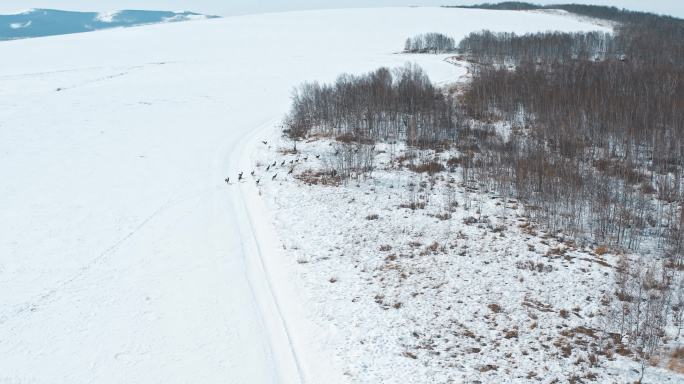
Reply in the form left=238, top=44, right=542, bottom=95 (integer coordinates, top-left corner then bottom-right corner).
left=404, top=33, right=456, bottom=53
left=454, top=3, right=683, bottom=359
left=283, top=64, right=461, bottom=180
left=448, top=2, right=542, bottom=11
left=284, top=64, right=459, bottom=147
left=458, top=30, right=615, bottom=65
left=450, top=2, right=684, bottom=67
left=459, top=30, right=682, bottom=255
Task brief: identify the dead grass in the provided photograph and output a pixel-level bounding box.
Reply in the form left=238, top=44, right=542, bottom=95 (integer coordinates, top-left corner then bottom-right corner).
left=409, top=161, right=446, bottom=174
left=594, top=245, right=609, bottom=256
left=296, top=169, right=342, bottom=186
left=420, top=241, right=441, bottom=256
left=504, top=329, right=519, bottom=339
left=336, top=132, right=374, bottom=145
left=478, top=364, right=498, bottom=372
left=516, top=260, right=553, bottom=273
left=278, top=147, right=298, bottom=155
left=667, top=347, right=684, bottom=374
left=399, top=201, right=426, bottom=210
left=488, top=303, right=502, bottom=313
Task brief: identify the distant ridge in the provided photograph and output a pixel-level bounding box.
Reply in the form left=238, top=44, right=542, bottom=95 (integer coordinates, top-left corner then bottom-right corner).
left=0, top=9, right=219, bottom=41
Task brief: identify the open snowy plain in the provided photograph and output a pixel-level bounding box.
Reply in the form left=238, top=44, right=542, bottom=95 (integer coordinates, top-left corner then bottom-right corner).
left=0, top=7, right=610, bottom=383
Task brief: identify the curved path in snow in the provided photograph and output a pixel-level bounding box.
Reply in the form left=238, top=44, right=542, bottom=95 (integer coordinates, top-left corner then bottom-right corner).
left=0, top=8, right=607, bottom=383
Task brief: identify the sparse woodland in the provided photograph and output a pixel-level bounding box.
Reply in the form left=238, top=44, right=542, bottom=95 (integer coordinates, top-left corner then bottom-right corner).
left=283, top=64, right=462, bottom=179
left=404, top=33, right=456, bottom=53
left=283, top=3, right=683, bottom=373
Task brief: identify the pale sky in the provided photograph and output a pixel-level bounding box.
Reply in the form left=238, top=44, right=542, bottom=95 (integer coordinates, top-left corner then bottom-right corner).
left=0, top=0, right=682, bottom=18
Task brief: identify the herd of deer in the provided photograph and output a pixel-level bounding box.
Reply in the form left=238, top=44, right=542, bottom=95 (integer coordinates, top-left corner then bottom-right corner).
left=224, top=140, right=320, bottom=187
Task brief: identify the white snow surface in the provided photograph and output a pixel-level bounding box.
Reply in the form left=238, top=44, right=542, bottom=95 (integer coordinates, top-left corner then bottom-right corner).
left=9, top=21, right=31, bottom=29
left=95, top=11, right=120, bottom=23
left=0, top=7, right=608, bottom=384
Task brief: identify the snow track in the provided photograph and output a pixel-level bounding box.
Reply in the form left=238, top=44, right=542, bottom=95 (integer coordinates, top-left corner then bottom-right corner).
left=228, top=118, right=305, bottom=383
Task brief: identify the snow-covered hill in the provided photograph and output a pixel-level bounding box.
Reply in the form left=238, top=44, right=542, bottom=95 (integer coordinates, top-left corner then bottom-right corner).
left=0, top=7, right=608, bottom=384
left=0, top=9, right=218, bottom=40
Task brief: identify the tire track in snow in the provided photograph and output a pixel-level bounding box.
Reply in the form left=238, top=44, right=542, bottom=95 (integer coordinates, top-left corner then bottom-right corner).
left=221, top=117, right=305, bottom=384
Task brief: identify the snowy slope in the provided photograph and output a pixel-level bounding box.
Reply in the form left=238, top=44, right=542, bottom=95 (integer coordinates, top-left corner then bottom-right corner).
left=0, top=7, right=607, bottom=384
left=0, top=9, right=218, bottom=41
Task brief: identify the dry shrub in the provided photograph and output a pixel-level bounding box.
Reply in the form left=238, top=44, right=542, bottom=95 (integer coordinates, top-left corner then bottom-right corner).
left=296, top=169, right=342, bottom=186
left=396, top=152, right=416, bottom=163
left=379, top=245, right=392, bottom=252
left=504, top=329, right=519, bottom=339
left=399, top=201, right=426, bottom=210
left=594, top=245, right=609, bottom=255
left=561, top=343, right=573, bottom=358
left=588, top=353, right=599, bottom=367
left=335, top=132, right=374, bottom=145
left=447, top=156, right=464, bottom=169
left=668, top=347, right=684, bottom=374
left=366, top=213, right=380, bottom=220
left=478, top=364, right=498, bottom=372
left=420, top=241, right=441, bottom=256
left=516, top=260, right=553, bottom=273
left=615, top=343, right=631, bottom=356
left=593, top=158, right=647, bottom=185
left=409, top=161, right=446, bottom=174
left=488, top=303, right=502, bottom=313
left=519, top=221, right=538, bottom=236
left=546, top=246, right=566, bottom=256
left=641, top=182, right=657, bottom=194
left=463, top=216, right=478, bottom=225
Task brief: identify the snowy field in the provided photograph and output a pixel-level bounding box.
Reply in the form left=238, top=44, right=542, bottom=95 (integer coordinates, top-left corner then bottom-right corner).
left=0, top=7, right=609, bottom=383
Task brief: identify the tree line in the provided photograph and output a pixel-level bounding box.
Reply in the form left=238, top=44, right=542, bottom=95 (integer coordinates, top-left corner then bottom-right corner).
left=404, top=33, right=455, bottom=53
left=283, top=64, right=461, bottom=179
left=450, top=2, right=684, bottom=68
left=458, top=30, right=615, bottom=65
left=284, top=64, right=460, bottom=148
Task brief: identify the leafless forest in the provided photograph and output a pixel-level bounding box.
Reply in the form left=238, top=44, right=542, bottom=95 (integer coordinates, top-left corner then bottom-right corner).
left=284, top=3, right=683, bottom=365
left=404, top=32, right=456, bottom=53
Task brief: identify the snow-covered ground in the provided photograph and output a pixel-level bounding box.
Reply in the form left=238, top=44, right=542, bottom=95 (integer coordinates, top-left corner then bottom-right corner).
left=0, top=7, right=609, bottom=383
left=255, top=137, right=684, bottom=383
